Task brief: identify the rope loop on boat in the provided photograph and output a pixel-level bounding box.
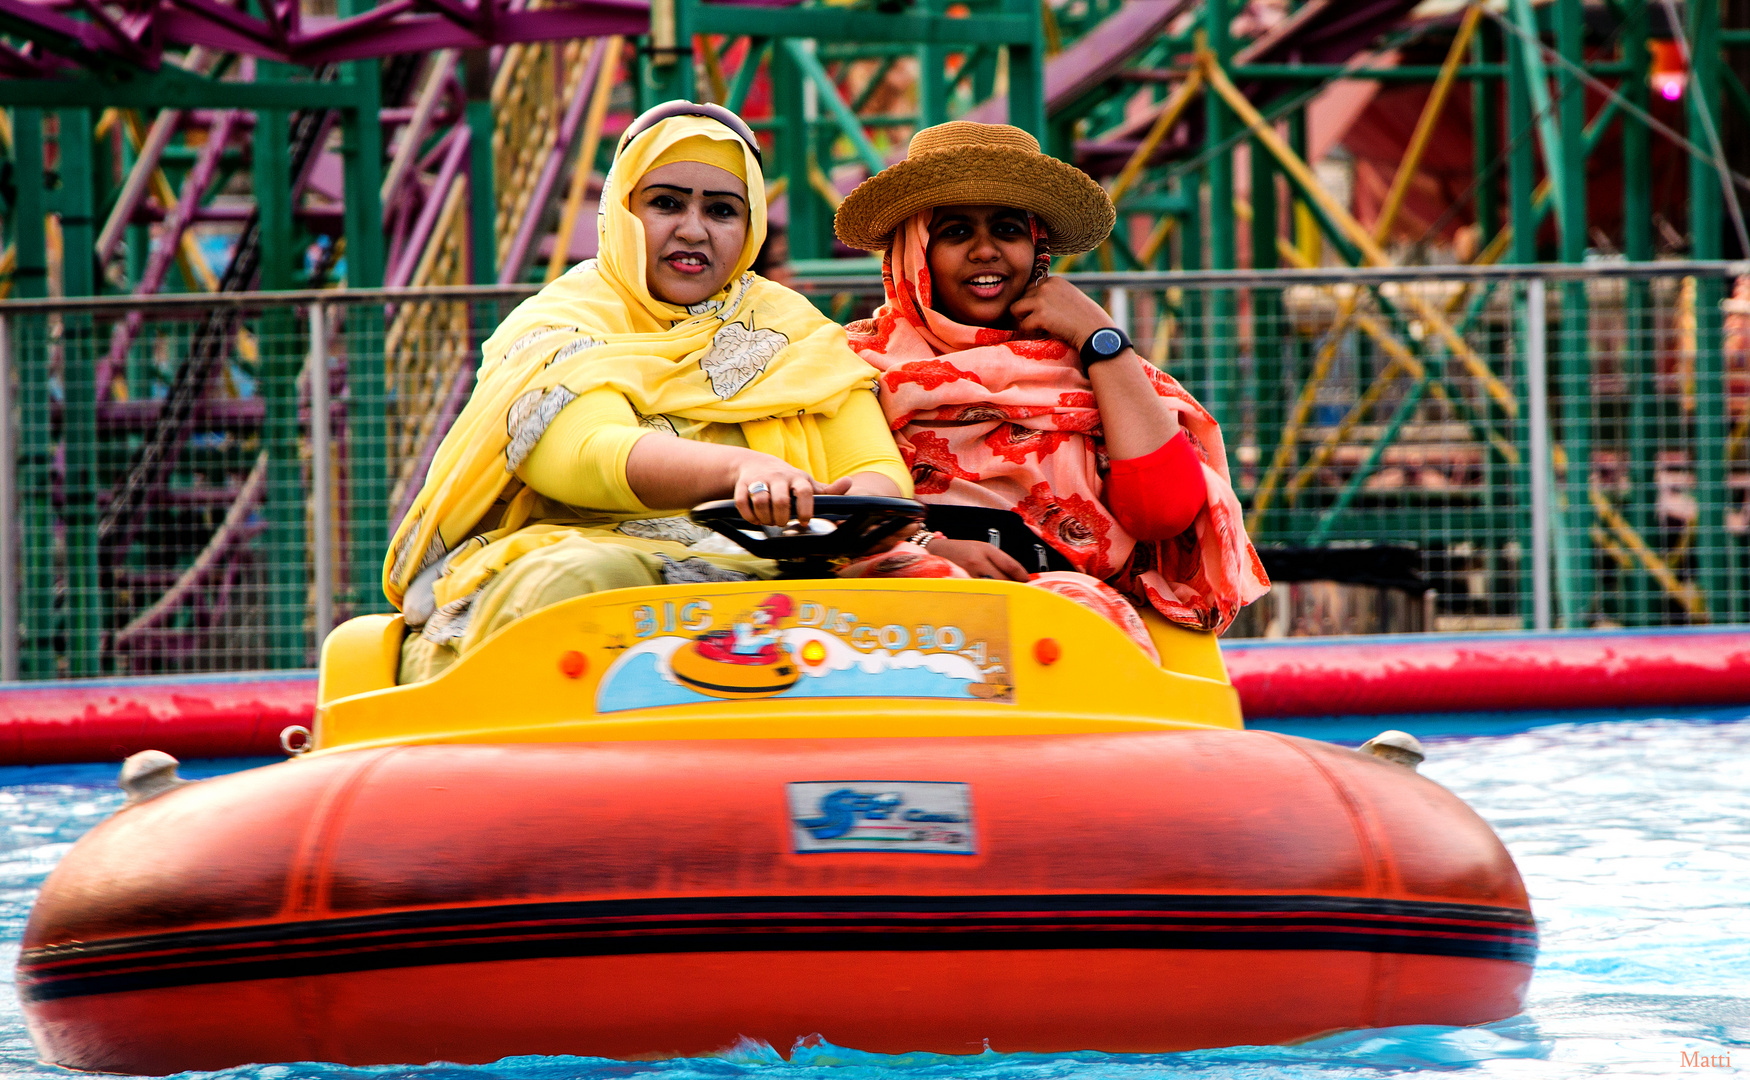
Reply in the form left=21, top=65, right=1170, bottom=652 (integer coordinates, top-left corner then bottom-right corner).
left=279, top=726, right=313, bottom=756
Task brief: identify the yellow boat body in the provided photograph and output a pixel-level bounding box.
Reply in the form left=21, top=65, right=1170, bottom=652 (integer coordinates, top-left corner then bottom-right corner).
left=313, top=579, right=1240, bottom=752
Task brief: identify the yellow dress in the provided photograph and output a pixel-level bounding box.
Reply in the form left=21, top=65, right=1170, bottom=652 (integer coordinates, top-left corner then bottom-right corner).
left=388, top=114, right=909, bottom=682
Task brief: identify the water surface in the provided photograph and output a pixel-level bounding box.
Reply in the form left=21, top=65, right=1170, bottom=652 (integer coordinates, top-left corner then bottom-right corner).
left=2, top=717, right=1744, bottom=1079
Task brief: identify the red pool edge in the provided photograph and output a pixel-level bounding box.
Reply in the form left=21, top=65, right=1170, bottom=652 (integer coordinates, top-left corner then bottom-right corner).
left=4, top=628, right=1749, bottom=765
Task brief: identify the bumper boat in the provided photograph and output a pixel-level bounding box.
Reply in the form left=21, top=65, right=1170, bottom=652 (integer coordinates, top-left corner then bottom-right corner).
left=17, top=498, right=1535, bottom=1074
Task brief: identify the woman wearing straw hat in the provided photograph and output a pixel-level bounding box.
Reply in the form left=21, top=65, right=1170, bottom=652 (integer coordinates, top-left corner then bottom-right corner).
left=837, top=121, right=1269, bottom=640
left=384, top=102, right=947, bottom=684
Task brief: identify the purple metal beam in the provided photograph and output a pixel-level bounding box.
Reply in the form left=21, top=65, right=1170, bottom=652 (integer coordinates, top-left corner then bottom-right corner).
left=97, top=105, right=184, bottom=264
left=0, top=0, right=649, bottom=72
left=94, top=108, right=240, bottom=400
left=965, top=0, right=1193, bottom=126
left=387, top=126, right=470, bottom=288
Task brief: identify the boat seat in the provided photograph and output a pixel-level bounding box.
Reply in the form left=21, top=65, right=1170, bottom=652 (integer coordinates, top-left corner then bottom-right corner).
left=1139, top=609, right=1230, bottom=683
left=318, top=614, right=406, bottom=705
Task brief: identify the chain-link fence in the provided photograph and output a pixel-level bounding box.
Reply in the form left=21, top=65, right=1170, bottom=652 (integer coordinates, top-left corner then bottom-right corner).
left=2, top=263, right=1746, bottom=678
left=0, top=287, right=529, bottom=679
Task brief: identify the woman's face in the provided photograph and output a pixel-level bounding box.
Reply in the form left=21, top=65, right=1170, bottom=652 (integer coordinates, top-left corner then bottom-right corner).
left=634, top=161, right=750, bottom=306
left=924, top=205, right=1035, bottom=327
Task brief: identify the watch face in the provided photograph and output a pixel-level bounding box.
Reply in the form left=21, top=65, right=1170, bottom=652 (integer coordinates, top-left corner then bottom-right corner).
left=1091, top=328, right=1123, bottom=356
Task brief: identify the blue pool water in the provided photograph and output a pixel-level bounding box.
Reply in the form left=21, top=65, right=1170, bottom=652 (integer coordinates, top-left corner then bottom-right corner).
left=2, top=716, right=1745, bottom=1079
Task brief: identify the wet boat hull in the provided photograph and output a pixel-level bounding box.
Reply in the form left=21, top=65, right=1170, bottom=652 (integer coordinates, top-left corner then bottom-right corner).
left=18, top=731, right=1535, bottom=1072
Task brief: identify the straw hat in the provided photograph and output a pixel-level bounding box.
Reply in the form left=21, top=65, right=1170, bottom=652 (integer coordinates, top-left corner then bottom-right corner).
left=834, top=122, right=1115, bottom=255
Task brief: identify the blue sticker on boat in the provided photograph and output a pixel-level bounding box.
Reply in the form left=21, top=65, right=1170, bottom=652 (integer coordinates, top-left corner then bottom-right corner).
left=787, top=781, right=976, bottom=854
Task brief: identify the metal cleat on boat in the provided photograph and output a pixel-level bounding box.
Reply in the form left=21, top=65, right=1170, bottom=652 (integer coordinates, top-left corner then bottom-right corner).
left=118, top=751, right=191, bottom=807
left=1360, top=730, right=1426, bottom=771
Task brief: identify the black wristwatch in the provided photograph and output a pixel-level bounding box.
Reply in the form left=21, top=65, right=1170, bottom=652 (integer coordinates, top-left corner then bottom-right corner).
left=1079, top=326, right=1132, bottom=370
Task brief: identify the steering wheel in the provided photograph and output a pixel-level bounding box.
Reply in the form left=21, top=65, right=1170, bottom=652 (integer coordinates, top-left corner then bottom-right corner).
left=690, top=495, right=927, bottom=577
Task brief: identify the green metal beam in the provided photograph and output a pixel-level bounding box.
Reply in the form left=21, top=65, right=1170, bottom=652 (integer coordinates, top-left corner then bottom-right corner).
left=1473, top=24, right=1500, bottom=249
left=1003, top=0, right=1045, bottom=138
left=340, top=62, right=386, bottom=288
left=1621, top=0, right=1655, bottom=622
left=336, top=50, right=389, bottom=613
left=1506, top=16, right=1539, bottom=263
left=1250, top=129, right=1283, bottom=501
left=782, top=38, right=886, bottom=175
left=726, top=38, right=769, bottom=114
left=1307, top=377, right=1432, bottom=546
left=1507, top=0, right=1568, bottom=231
left=848, top=54, right=897, bottom=114
left=1554, top=0, right=1585, bottom=262
left=1551, top=0, right=1591, bottom=623
left=1721, top=65, right=1750, bottom=125
left=770, top=40, right=828, bottom=261
left=54, top=109, right=102, bottom=674
left=10, top=110, right=55, bottom=677
left=919, top=0, right=951, bottom=127
left=254, top=106, right=308, bottom=667
left=0, top=74, right=360, bottom=109
left=690, top=6, right=1034, bottom=45
left=1687, top=0, right=1735, bottom=620
left=1231, top=63, right=1508, bottom=81
left=1202, top=0, right=1236, bottom=446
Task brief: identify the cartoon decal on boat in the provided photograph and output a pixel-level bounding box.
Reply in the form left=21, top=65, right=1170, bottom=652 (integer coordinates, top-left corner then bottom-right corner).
left=595, top=589, right=1013, bottom=712
left=669, top=595, right=801, bottom=699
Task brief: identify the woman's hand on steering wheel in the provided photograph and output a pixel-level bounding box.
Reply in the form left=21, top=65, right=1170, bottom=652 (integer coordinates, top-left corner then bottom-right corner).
left=733, top=456, right=852, bottom=526
left=928, top=537, right=1032, bottom=581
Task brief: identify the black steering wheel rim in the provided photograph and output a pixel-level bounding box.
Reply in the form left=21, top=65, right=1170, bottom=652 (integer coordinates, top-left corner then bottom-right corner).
left=689, top=495, right=928, bottom=576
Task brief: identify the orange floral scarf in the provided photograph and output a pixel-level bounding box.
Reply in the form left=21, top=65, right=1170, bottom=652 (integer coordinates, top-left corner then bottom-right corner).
left=846, top=211, right=1269, bottom=633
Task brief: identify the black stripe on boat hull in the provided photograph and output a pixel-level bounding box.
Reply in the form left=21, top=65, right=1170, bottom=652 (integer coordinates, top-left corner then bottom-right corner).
left=19, top=893, right=1536, bottom=1002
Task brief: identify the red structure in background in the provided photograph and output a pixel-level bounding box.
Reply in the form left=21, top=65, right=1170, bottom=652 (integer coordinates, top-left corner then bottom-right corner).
left=3, top=631, right=1747, bottom=764
left=1344, top=81, right=1694, bottom=252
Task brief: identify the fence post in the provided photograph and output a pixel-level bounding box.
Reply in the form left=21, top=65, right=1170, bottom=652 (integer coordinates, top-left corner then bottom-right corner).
left=1108, top=287, right=1130, bottom=338
left=0, top=316, right=15, bottom=682
left=1526, top=278, right=1553, bottom=631
left=310, top=303, right=335, bottom=652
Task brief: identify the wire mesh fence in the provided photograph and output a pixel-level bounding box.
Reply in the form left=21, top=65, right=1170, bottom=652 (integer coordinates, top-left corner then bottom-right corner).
left=1, top=263, right=1745, bottom=678
left=0, top=288, right=529, bottom=679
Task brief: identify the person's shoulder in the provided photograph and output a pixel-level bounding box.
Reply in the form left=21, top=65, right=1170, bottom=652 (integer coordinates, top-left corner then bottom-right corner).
left=743, top=274, right=832, bottom=326
left=481, top=263, right=619, bottom=356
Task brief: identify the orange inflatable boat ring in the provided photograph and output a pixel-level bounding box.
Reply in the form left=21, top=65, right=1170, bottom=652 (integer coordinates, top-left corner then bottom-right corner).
left=17, top=499, right=1535, bottom=1074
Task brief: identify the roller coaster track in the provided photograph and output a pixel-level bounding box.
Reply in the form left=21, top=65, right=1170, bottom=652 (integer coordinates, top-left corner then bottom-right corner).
left=95, top=67, right=339, bottom=565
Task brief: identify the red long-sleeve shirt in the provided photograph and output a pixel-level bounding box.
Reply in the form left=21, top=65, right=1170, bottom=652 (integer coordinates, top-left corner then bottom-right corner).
left=1105, top=430, right=1207, bottom=540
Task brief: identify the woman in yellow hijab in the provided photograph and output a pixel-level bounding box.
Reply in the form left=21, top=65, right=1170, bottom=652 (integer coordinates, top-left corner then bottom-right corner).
left=386, top=103, right=913, bottom=683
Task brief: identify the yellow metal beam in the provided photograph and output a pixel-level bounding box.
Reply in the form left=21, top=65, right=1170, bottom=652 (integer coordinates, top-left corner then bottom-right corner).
left=1059, top=66, right=1204, bottom=273
left=1201, top=49, right=1518, bottom=416
left=1374, top=3, right=1483, bottom=242
left=808, top=161, right=846, bottom=209
left=1590, top=483, right=1706, bottom=617
left=697, top=34, right=729, bottom=104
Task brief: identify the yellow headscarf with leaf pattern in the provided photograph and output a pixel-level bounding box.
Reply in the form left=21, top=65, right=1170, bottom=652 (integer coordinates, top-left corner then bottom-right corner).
left=382, top=112, right=876, bottom=609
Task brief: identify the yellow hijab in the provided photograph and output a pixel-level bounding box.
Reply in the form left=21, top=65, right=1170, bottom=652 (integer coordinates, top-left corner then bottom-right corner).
left=382, top=112, right=876, bottom=607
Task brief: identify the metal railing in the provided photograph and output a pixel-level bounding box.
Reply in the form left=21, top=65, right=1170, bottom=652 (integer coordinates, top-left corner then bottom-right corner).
left=1, top=261, right=1745, bottom=677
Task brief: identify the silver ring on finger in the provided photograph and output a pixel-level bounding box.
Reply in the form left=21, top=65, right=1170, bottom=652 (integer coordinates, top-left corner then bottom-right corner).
left=747, top=481, right=769, bottom=497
